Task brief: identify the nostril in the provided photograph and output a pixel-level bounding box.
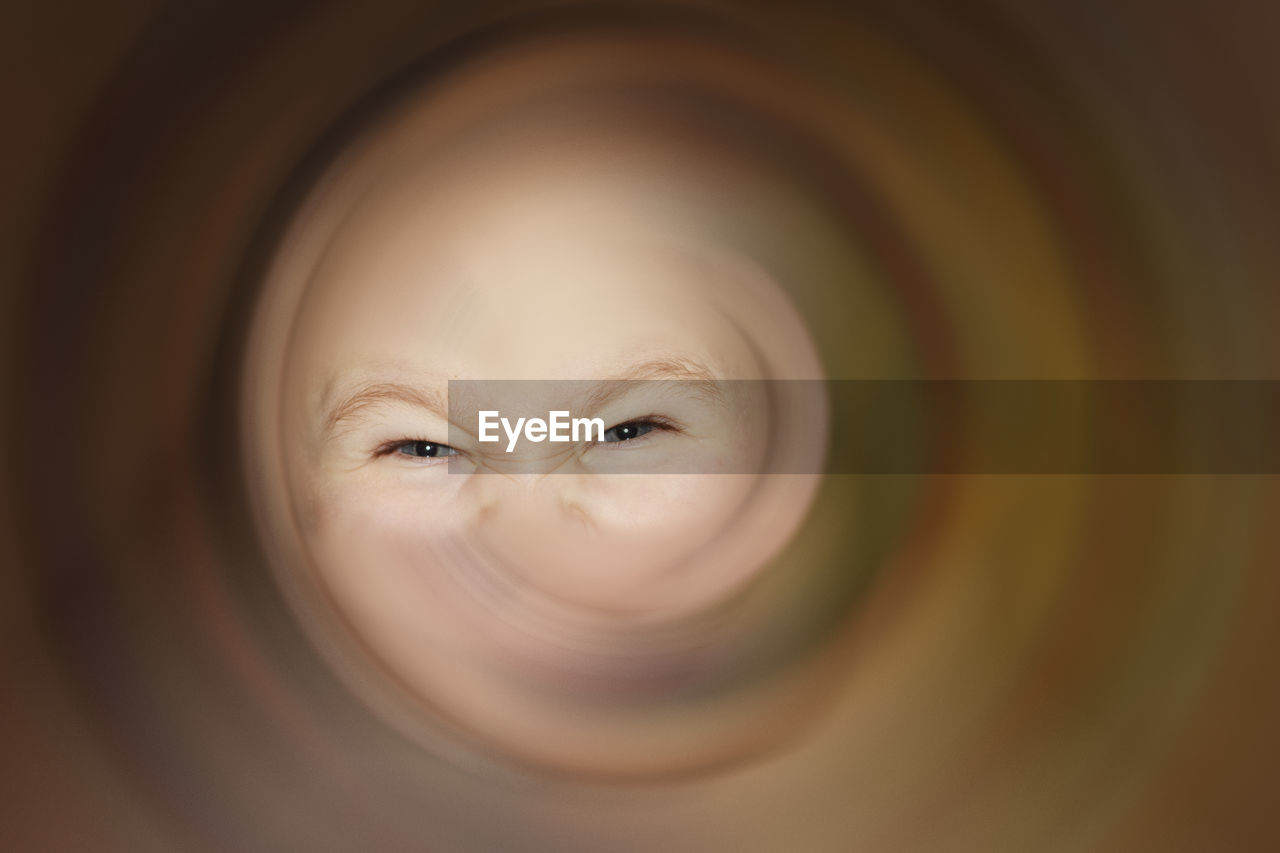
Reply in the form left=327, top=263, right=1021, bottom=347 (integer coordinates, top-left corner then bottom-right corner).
left=559, top=491, right=593, bottom=530
left=469, top=472, right=588, bottom=529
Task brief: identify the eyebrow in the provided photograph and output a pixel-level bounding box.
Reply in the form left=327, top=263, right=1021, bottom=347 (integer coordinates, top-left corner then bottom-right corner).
left=580, top=357, right=725, bottom=412
left=320, top=357, right=724, bottom=441
left=322, top=380, right=449, bottom=440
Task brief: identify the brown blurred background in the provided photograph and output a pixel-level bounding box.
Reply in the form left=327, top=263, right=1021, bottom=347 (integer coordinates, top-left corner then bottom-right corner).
left=3, top=1, right=1279, bottom=850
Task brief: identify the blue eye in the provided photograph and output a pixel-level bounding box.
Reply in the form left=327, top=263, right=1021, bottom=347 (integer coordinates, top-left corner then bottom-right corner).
left=601, top=421, right=658, bottom=443
left=393, top=440, right=458, bottom=458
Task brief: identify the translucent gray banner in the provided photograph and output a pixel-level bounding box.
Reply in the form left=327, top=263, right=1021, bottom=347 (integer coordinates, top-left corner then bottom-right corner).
left=446, top=380, right=1280, bottom=474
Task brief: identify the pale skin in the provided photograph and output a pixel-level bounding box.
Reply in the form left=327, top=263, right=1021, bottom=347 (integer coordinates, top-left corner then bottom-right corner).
left=277, top=154, right=828, bottom=774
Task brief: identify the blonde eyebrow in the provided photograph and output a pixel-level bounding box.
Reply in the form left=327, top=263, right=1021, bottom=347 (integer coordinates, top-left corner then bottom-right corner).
left=320, top=358, right=722, bottom=440
left=322, top=380, right=448, bottom=440
left=612, top=357, right=718, bottom=382
left=582, top=357, right=725, bottom=412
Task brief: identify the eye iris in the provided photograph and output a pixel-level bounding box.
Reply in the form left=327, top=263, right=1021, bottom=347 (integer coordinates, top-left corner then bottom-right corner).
left=607, top=422, right=653, bottom=442
left=407, top=441, right=439, bottom=457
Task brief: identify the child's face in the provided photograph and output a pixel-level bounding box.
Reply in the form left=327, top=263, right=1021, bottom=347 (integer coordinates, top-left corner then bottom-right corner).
left=278, top=164, right=826, bottom=772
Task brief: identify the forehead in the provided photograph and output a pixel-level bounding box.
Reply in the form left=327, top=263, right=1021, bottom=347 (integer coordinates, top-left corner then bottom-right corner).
left=289, top=153, right=764, bottom=388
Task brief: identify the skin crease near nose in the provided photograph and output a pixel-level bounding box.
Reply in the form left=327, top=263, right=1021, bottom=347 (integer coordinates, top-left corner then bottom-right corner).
left=267, top=123, right=830, bottom=775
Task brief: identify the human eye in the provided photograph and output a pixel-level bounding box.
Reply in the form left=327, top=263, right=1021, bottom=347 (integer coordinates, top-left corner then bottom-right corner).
left=600, top=416, right=677, bottom=444
left=376, top=439, right=460, bottom=461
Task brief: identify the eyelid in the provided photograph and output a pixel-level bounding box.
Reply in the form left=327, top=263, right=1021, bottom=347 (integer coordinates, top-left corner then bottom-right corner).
left=604, top=413, right=679, bottom=430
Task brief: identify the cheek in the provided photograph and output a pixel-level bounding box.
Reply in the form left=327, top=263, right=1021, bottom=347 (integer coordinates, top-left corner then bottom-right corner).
left=310, top=478, right=465, bottom=557
left=566, top=472, right=818, bottom=618
left=303, top=479, right=477, bottom=654
left=584, top=473, right=754, bottom=546
left=300, top=481, right=547, bottom=735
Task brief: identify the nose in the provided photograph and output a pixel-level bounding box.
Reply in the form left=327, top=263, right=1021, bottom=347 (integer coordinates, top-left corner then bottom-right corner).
left=467, top=472, right=616, bottom=605
left=463, top=470, right=682, bottom=614
left=468, top=470, right=589, bottom=530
